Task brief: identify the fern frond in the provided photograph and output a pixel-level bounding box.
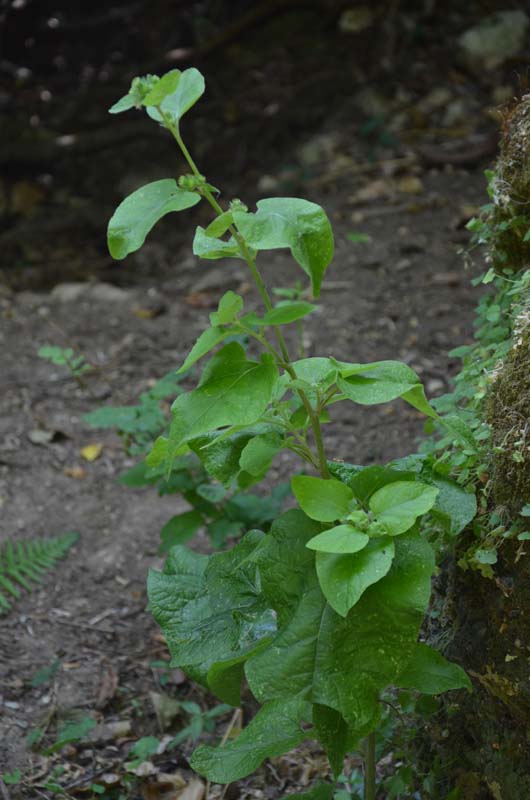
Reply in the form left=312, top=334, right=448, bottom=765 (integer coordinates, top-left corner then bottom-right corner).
left=0, top=532, right=78, bottom=613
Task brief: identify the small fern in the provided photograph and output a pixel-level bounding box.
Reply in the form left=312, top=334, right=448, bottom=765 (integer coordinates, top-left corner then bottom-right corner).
left=0, top=532, right=78, bottom=613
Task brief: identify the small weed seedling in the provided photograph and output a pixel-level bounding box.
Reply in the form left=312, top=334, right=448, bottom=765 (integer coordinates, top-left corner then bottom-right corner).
left=107, top=69, right=472, bottom=798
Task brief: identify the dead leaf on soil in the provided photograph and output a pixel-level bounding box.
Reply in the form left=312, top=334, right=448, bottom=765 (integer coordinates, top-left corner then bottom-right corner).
left=95, top=658, right=119, bottom=709
left=88, top=718, right=132, bottom=743
left=141, top=772, right=187, bottom=800
left=80, top=443, right=103, bottom=462
left=28, top=429, right=60, bottom=445
left=63, top=465, right=87, bottom=479
left=395, top=175, right=424, bottom=194
left=178, top=778, right=205, bottom=800
left=132, top=300, right=167, bottom=319
left=150, top=691, right=181, bottom=731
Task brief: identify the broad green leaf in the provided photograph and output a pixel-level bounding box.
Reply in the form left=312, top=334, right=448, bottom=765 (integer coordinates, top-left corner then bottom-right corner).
left=191, top=696, right=309, bottom=783
left=259, top=301, right=317, bottom=326
left=143, top=70, right=180, bottom=105
left=205, top=211, right=233, bottom=238
left=233, top=198, right=334, bottom=296
left=189, top=429, right=260, bottom=485
left=316, top=538, right=395, bottom=617
left=245, top=512, right=435, bottom=747
left=159, top=510, right=203, bottom=553
left=146, top=435, right=168, bottom=468
left=207, top=639, right=271, bottom=706
left=369, top=481, right=439, bottom=536
left=148, top=532, right=274, bottom=683
left=108, top=180, right=201, bottom=259
left=429, top=477, right=477, bottom=536
left=224, top=484, right=290, bottom=528
left=177, top=325, right=239, bottom=374
left=291, top=476, right=353, bottom=522
left=306, top=524, right=369, bottom=554
left=210, top=291, right=244, bottom=326
left=349, top=465, right=416, bottom=504
left=312, top=706, right=356, bottom=778
left=396, top=643, right=471, bottom=694
left=291, top=357, right=337, bottom=388
left=167, top=343, right=278, bottom=466
left=337, top=361, right=436, bottom=417
left=239, top=432, right=283, bottom=477
left=146, top=68, right=205, bottom=123
left=193, top=226, right=241, bottom=260
left=313, top=532, right=435, bottom=736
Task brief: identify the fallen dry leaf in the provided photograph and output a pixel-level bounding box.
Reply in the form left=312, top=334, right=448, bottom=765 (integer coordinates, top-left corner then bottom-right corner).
left=80, top=443, right=103, bottom=462
left=63, top=465, right=87, bottom=479
left=142, top=772, right=187, bottom=800
left=396, top=175, right=424, bottom=194
left=178, top=778, right=205, bottom=800
left=150, top=691, right=181, bottom=731
left=95, top=657, right=119, bottom=709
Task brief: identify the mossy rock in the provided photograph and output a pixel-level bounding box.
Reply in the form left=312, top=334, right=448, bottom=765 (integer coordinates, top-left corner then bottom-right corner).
left=487, top=326, right=530, bottom=512
left=490, top=96, right=530, bottom=272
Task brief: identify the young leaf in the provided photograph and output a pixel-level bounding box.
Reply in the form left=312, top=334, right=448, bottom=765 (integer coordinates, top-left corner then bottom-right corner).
left=177, top=325, right=239, bottom=374
left=291, top=476, right=353, bottom=522
left=306, top=524, right=369, bottom=554
left=146, top=67, right=205, bottom=123
left=210, top=291, right=244, bottom=326
left=167, top=344, right=278, bottom=464
left=190, top=696, right=309, bottom=783
left=316, top=538, right=395, bottom=617
left=142, top=70, right=181, bottom=106
left=108, top=180, right=201, bottom=259
left=396, top=643, right=471, bottom=694
left=233, top=198, right=334, bottom=296
left=369, top=481, right=439, bottom=536
left=258, top=301, right=317, bottom=326
left=205, top=211, right=234, bottom=238
left=109, top=93, right=136, bottom=114
left=193, top=226, right=241, bottom=260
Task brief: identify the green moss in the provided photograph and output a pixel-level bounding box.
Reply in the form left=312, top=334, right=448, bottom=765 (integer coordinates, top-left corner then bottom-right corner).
left=490, top=97, right=530, bottom=272
left=487, top=326, right=530, bottom=512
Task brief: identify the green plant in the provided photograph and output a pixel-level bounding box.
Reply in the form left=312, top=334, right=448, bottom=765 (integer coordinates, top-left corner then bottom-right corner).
left=107, top=68, right=472, bottom=797
left=0, top=533, right=78, bottom=613
left=85, top=370, right=290, bottom=550
left=38, top=345, right=90, bottom=378
left=420, top=171, right=530, bottom=574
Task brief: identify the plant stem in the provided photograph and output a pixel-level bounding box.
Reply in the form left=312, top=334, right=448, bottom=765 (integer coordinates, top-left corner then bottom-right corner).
left=167, top=121, right=331, bottom=478
left=364, top=732, right=377, bottom=800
